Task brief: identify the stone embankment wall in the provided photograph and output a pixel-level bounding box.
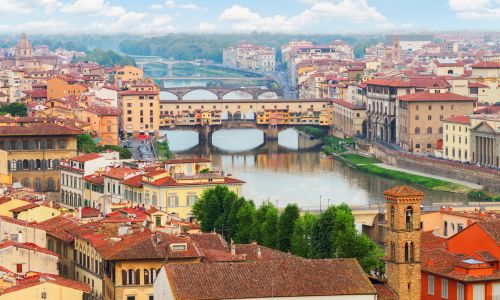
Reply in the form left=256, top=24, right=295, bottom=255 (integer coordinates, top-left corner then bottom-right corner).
left=297, top=131, right=323, bottom=149
left=371, top=143, right=500, bottom=192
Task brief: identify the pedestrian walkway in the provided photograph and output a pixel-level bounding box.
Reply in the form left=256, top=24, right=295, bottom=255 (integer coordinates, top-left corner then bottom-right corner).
left=373, top=163, right=483, bottom=189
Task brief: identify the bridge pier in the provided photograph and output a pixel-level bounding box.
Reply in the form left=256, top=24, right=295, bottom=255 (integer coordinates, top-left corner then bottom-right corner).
left=261, top=125, right=279, bottom=141
left=199, top=125, right=213, bottom=146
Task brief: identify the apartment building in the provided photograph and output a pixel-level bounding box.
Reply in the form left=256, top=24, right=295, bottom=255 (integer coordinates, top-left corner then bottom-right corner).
left=119, top=83, right=160, bottom=138
left=223, top=42, right=276, bottom=72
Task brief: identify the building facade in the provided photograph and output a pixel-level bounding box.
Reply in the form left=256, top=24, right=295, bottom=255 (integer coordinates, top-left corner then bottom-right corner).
left=470, top=114, right=500, bottom=168
left=119, top=84, right=160, bottom=138
left=397, top=92, right=475, bottom=153
left=223, top=42, right=276, bottom=72
left=442, top=115, right=471, bottom=162
left=0, top=124, right=80, bottom=192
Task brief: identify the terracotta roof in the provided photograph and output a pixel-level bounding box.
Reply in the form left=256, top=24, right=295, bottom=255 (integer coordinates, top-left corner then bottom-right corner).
left=118, top=90, right=159, bottom=96
left=0, top=124, right=82, bottom=136
left=374, top=284, right=398, bottom=300
left=443, top=115, right=471, bottom=125
left=0, top=241, right=58, bottom=257
left=80, top=207, right=101, bottom=218
left=330, top=98, right=365, bottom=110
left=384, top=185, right=424, bottom=197
left=102, top=167, right=139, bottom=180
left=471, top=61, right=500, bottom=69
left=70, top=153, right=102, bottom=163
left=364, top=79, right=415, bottom=87
left=85, top=106, right=120, bottom=116
left=9, top=203, right=39, bottom=213
left=143, top=176, right=245, bottom=187
left=83, top=174, right=104, bottom=185
left=163, top=258, right=376, bottom=299
left=434, top=60, right=464, bottom=67
left=235, top=243, right=298, bottom=261
left=468, top=82, right=489, bottom=88
left=107, top=232, right=203, bottom=261
left=0, top=273, right=90, bottom=295
left=398, top=92, right=476, bottom=102
left=121, top=174, right=143, bottom=188
left=474, top=105, right=500, bottom=114
left=37, top=214, right=80, bottom=243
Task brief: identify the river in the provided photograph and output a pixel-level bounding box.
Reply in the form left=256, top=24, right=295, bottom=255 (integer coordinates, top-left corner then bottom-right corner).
left=161, top=129, right=469, bottom=210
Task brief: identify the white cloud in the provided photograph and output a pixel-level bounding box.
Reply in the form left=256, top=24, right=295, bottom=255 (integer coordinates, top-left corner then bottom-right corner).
left=198, top=22, right=216, bottom=32
left=165, top=0, right=199, bottom=10
left=219, top=0, right=392, bottom=32
left=39, top=0, right=62, bottom=14
left=150, top=4, right=164, bottom=9
left=0, top=19, right=68, bottom=33
left=448, top=0, right=500, bottom=19
left=0, top=0, right=32, bottom=14
left=61, top=0, right=106, bottom=14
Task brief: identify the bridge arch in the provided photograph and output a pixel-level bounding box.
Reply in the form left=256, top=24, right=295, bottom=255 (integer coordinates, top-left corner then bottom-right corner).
left=232, top=111, right=244, bottom=120
left=159, top=91, right=179, bottom=100
left=258, top=91, right=279, bottom=99
left=222, top=90, right=254, bottom=100
left=182, top=89, right=218, bottom=100
left=245, top=111, right=256, bottom=120
left=221, top=111, right=232, bottom=121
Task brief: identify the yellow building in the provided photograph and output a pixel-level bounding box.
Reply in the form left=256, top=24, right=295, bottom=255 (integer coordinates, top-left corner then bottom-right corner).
left=470, top=61, right=500, bottom=104
left=0, top=273, right=90, bottom=300
left=0, top=198, right=30, bottom=218
left=47, top=76, right=87, bottom=100
left=114, top=65, right=144, bottom=86
left=103, top=232, right=202, bottom=300
left=10, top=201, right=61, bottom=222
left=0, top=240, right=59, bottom=275
left=0, top=123, right=80, bottom=191
left=119, top=83, right=160, bottom=138
left=442, top=115, right=471, bottom=162
left=0, top=150, right=12, bottom=185
left=331, top=98, right=366, bottom=137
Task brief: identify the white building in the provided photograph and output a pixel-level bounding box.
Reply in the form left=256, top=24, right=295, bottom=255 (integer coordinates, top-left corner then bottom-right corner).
left=223, top=42, right=276, bottom=72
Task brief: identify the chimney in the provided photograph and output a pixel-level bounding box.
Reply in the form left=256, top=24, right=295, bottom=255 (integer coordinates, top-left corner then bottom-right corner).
left=257, top=247, right=262, bottom=259
left=230, top=239, right=235, bottom=256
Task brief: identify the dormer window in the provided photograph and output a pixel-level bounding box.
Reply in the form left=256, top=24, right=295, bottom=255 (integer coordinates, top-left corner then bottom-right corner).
left=170, top=243, right=187, bottom=251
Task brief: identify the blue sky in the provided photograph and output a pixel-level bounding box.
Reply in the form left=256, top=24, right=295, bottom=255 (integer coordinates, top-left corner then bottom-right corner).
left=1, top=0, right=499, bottom=35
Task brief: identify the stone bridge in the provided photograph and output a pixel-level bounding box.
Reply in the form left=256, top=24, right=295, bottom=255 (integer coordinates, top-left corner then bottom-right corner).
left=159, top=98, right=329, bottom=119
left=160, top=86, right=280, bottom=100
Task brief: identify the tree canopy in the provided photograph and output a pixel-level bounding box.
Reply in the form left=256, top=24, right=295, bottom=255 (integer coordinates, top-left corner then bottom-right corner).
left=76, top=133, right=131, bottom=159
left=193, top=186, right=384, bottom=274
left=0, top=103, right=28, bottom=117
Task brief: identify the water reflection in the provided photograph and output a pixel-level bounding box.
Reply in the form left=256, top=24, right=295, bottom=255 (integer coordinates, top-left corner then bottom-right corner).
left=162, top=129, right=469, bottom=209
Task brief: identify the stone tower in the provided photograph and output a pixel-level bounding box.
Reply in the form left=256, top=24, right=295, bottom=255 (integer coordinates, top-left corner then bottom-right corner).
left=15, top=33, right=33, bottom=60
left=384, top=185, right=422, bottom=300
left=392, top=36, right=401, bottom=62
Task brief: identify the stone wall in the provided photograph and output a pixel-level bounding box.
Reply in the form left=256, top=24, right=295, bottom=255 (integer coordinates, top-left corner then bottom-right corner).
left=371, top=143, right=500, bottom=191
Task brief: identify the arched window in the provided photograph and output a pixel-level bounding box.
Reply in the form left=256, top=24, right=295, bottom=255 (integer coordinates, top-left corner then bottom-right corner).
left=23, top=159, right=29, bottom=170
left=35, top=159, right=41, bottom=170
left=415, top=115, right=419, bottom=121
left=151, top=268, right=157, bottom=282
left=405, top=206, right=413, bottom=231
left=16, top=160, right=23, bottom=171
left=128, top=269, right=134, bottom=285
left=391, top=242, right=396, bottom=261
left=390, top=206, right=395, bottom=229
left=15, top=140, right=22, bottom=150
left=427, top=127, right=432, bottom=134
left=22, top=178, right=30, bottom=188
left=34, top=178, right=41, bottom=192
left=4, top=141, right=11, bottom=150
left=53, top=159, right=60, bottom=169
left=144, top=269, right=150, bottom=284
left=122, top=270, right=127, bottom=285
left=41, top=160, right=47, bottom=170
left=47, top=178, right=55, bottom=191
left=28, top=159, right=35, bottom=170
left=415, top=127, right=420, bottom=134
left=405, top=242, right=415, bottom=262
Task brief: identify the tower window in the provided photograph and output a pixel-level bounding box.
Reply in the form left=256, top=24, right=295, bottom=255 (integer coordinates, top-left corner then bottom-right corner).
left=405, top=206, right=413, bottom=231
left=390, top=206, right=395, bottom=229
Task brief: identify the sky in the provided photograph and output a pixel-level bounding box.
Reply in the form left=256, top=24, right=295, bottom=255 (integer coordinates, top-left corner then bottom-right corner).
left=1, top=0, right=499, bottom=35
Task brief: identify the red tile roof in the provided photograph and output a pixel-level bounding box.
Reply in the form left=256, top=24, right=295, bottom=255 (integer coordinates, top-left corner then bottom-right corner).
left=102, top=167, right=139, bottom=180
left=364, top=79, right=415, bottom=87
left=0, top=124, right=82, bottom=136
left=398, top=92, right=476, bottom=102
left=70, top=153, right=102, bottom=163
left=477, top=220, right=500, bottom=245
left=9, top=203, right=39, bottom=213
left=37, top=214, right=80, bottom=243
left=471, top=61, right=500, bottom=69
left=83, top=174, right=104, bottom=185
left=121, top=174, right=143, bottom=188
left=433, top=60, right=464, bottom=67
left=443, top=115, right=471, bottom=124
left=0, top=273, right=90, bottom=295
left=235, top=243, right=297, bottom=261
left=468, top=82, right=489, bottom=88
left=384, top=185, right=424, bottom=197
left=474, top=105, right=500, bottom=114
left=0, top=241, right=58, bottom=257
left=330, top=98, right=365, bottom=110
left=118, top=90, right=159, bottom=96
left=164, top=158, right=212, bottom=164
left=163, top=258, right=376, bottom=299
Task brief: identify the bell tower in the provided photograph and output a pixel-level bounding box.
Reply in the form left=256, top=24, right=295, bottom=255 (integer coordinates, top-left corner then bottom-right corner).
left=384, top=185, right=422, bottom=300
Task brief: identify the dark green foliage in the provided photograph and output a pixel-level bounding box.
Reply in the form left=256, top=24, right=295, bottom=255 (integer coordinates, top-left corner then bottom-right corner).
left=290, top=213, right=317, bottom=258
left=261, top=205, right=279, bottom=248
left=155, top=140, right=172, bottom=159
left=278, top=204, right=300, bottom=252
left=194, top=187, right=384, bottom=274
left=235, top=201, right=256, bottom=243
left=75, top=48, right=135, bottom=67
left=0, top=103, right=28, bottom=117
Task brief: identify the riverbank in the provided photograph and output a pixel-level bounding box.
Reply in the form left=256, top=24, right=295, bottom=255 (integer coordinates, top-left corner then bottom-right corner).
left=333, top=153, right=479, bottom=195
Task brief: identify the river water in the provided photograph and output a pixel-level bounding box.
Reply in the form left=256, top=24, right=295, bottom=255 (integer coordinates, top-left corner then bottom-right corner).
left=161, top=129, right=469, bottom=210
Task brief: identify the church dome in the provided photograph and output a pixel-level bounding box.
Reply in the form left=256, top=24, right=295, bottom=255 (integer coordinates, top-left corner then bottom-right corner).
left=17, top=33, right=32, bottom=50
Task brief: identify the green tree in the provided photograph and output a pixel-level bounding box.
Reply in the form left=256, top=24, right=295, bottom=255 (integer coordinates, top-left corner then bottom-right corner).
left=0, top=103, right=28, bottom=117
left=278, top=203, right=300, bottom=252
left=311, top=206, right=337, bottom=258
left=235, top=201, right=256, bottom=243
left=100, top=145, right=132, bottom=159
left=225, top=196, right=246, bottom=242
left=261, top=205, right=279, bottom=248
left=291, top=213, right=317, bottom=258
left=252, top=202, right=274, bottom=244
left=76, top=134, right=98, bottom=153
